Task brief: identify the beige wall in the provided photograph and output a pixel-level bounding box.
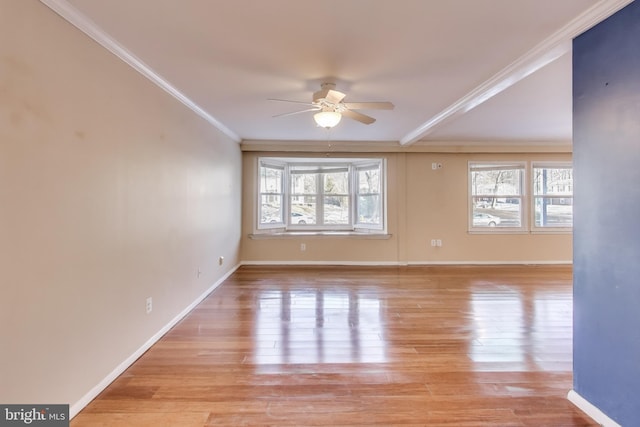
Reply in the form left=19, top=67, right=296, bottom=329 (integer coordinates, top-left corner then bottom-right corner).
left=242, top=152, right=402, bottom=263
left=0, top=0, right=241, bottom=410
left=241, top=148, right=572, bottom=264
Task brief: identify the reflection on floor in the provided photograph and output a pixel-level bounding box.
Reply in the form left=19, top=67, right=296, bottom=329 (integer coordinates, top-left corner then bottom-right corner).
left=469, top=285, right=573, bottom=371
left=255, top=289, right=385, bottom=366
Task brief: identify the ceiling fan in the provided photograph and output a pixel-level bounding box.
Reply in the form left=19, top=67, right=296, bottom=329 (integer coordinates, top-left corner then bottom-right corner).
left=269, top=83, right=394, bottom=128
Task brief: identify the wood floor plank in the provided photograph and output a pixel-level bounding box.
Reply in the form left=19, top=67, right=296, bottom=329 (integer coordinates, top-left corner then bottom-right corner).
left=71, top=265, right=596, bottom=426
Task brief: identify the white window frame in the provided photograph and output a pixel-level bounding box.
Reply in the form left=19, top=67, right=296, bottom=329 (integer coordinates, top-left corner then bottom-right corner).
left=469, top=162, right=527, bottom=233
left=354, top=160, right=386, bottom=231
left=288, top=163, right=352, bottom=231
left=531, top=162, right=573, bottom=232
left=258, top=159, right=286, bottom=230
left=256, top=157, right=386, bottom=233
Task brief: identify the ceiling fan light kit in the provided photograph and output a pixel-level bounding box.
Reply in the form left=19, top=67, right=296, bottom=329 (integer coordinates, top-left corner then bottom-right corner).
left=314, top=111, right=342, bottom=128
left=270, top=82, right=394, bottom=128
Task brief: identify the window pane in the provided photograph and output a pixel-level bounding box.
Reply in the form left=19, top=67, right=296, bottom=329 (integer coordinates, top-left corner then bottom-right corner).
left=471, top=168, right=522, bottom=196
left=259, top=164, right=283, bottom=226
left=324, top=195, right=349, bottom=224
left=356, top=164, right=382, bottom=228
left=324, top=172, right=349, bottom=194
left=472, top=197, right=522, bottom=228
left=291, top=172, right=317, bottom=226
left=291, top=196, right=316, bottom=225
left=533, top=166, right=573, bottom=228
left=260, top=195, right=282, bottom=224
left=291, top=173, right=316, bottom=194
left=535, top=197, right=573, bottom=227
left=470, top=164, right=523, bottom=230
left=260, top=166, right=282, bottom=193
left=358, top=169, right=380, bottom=193
left=357, top=195, right=381, bottom=225
left=534, top=168, right=573, bottom=196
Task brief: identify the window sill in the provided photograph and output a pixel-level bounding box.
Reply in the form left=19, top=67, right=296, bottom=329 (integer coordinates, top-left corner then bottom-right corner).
left=249, top=231, right=392, bottom=240
left=530, top=229, right=573, bottom=235
left=468, top=229, right=573, bottom=235
left=468, top=230, right=530, bottom=235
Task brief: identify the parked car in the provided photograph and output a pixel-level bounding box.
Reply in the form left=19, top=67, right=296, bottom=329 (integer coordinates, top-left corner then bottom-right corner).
left=291, top=212, right=313, bottom=224
left=473, top=212, right=501, bottom=227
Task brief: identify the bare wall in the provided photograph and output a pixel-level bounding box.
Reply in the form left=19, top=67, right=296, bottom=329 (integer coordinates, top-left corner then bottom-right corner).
left=0, top=0, right=241, bottom=409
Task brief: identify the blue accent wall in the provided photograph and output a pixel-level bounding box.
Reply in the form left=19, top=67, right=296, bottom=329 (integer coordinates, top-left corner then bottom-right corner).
left=573, top=1, right=640, bottom=425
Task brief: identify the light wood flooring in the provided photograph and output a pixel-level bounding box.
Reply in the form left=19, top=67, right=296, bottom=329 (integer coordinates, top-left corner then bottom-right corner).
left=72, top=265, right=596, bottom=426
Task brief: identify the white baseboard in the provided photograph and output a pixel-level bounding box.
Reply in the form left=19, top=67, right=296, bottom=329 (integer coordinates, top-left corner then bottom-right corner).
left=407, top=260, right=572, bottom=266
left=568, top=390, right=621, bottom=427
left=241, top=260, right=403, bottom=266
left=70, top=263, right=241, bottom=419
left=241, top=260, right=572, bottom=266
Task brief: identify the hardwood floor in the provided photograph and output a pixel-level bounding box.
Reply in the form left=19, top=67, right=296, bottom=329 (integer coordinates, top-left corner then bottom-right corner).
left=72, top=265, right=596, bottom=426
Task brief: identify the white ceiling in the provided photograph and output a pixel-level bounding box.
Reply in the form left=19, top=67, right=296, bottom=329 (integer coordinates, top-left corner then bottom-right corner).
left=44, top=0, right=632, bottom=145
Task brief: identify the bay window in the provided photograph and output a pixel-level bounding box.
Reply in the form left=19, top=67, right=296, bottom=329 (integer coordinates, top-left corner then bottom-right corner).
left=258, top=158, right=385, bottom=232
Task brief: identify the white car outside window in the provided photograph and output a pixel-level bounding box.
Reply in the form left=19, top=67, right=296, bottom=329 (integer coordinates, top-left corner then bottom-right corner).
left=473, top=213, right=501, bottom=227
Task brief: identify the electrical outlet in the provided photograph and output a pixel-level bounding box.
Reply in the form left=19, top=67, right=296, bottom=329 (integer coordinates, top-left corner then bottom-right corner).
left=146, top=297, right=152, bottom=314
left=300, top=243, right=306, bottom=252
left=436, top=239, right=442, bottom=247
left=431, top=239, right=437, bottom=247
left=197, top=268, right=202, bottom=278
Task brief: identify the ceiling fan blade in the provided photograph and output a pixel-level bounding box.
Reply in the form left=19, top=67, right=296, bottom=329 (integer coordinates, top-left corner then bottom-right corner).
left=312, top=87, right=329, bottom=102
left=313, top=82, right=343, bottom=103
left=325, top=89, right=347, bottom=105
left=268, top=98, right=314, bottom=106
left=343, top=101, right=394, bottom=110
left=342, top=109, right=376, bottom=125
left=273, top=107, right=320, bottom=118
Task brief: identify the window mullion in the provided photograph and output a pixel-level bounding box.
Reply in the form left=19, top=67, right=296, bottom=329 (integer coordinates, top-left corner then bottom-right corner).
left=349, top=165, right=354, bottom=229
left=317, top=172, right=323, bottom=226
left=284, top=164, right=291, bottom=227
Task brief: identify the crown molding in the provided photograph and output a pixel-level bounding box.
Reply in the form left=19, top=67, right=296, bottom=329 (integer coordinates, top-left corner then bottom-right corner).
left=400, top=0, right=634, bottom=146
left=39, top=0, right=241, bottom=143
left=240, top=139, right=401, bottom=152
left=240, top=139, right=572, bottom=154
